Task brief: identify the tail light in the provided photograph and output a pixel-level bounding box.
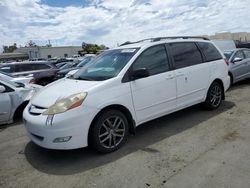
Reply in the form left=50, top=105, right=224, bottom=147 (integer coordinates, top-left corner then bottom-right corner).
left=29, top=79, right=36, bottom=84
left=224, top=59, right=230, bottom=66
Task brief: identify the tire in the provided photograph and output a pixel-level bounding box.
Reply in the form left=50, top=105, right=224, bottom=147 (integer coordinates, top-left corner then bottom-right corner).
left=204, top=82, right=223, bottom=110
left=89, top=110, right=129, bottom=153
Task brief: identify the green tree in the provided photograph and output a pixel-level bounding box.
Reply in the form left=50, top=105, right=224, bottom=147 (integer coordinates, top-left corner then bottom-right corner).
left=3, top=43, right=17, bottom=53
left=82, top=42, right=109, bottom=54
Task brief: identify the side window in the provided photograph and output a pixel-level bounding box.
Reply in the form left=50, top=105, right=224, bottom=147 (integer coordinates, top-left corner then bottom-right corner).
left=0, top=65, right=14, bottom=73
left=170, top=42, right=203, bottom=69
left=35, top=64, right=50, bottom=70
left=243, top=50, right=250, bottom=59
left=233, top=51, right=245, bottom=60
left=197, top=42, right=222, bottom=62
left=15, top=64, right=33, bottom=72
left=133, top=45, right=169, bottom=76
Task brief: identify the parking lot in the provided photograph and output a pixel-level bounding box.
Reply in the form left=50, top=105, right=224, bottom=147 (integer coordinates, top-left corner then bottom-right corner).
left=0, top=80, right=250, bottom=188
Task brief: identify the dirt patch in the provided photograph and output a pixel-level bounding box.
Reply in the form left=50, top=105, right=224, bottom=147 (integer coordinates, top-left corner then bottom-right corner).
left=223, top=131, right=242, bottom=141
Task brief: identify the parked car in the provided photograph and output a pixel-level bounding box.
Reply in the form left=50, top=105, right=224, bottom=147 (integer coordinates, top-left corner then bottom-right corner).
left=46, top=59, right=74, bottom=68
left=0, top=71, right=35, bottom=84
left=224, top=48, right=250, bottom=85
left=23, top=37, right=230, bottom=153
left=55, top=56, right=96, bottom=80
left=0, top=79, right=41, bottom=125
left=0, top=62, right=59, bottom=86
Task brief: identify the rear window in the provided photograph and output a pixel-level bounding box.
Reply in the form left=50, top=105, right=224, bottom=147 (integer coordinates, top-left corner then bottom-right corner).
left=170, top=42, right=203, bottom=69
left=197, top=42, right=222, bottom=62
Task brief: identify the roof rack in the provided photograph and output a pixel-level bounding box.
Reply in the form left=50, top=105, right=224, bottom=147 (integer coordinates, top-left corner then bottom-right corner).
left=120, top=36, right=210, bottom=46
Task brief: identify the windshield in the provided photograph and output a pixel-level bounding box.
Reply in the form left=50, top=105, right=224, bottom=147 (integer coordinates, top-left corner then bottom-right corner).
left=60, top=63, right=75, bottom=70
left=71, top=48, right=138, bottom=81
left=224, top=51, right=234, bottom=60
left=77, top=57, right=95, bottom=68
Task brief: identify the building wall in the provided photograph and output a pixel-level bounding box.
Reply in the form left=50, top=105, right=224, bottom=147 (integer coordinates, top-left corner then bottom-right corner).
left=39, top=46, right=82, bottom=59
left=209, top=32, right=250, bottom=42
left=15, top=46, right=82, bottom=59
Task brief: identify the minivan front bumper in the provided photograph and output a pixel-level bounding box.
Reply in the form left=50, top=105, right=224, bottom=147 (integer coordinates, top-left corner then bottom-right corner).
left=23, top=104, right=98, bottom=150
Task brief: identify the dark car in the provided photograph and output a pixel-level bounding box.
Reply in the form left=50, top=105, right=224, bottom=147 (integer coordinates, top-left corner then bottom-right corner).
left=55, top=56, right=95, bottom=80
left=45, top=59, right=74, bottom=68
left=0, top=62, right=59, bottom=86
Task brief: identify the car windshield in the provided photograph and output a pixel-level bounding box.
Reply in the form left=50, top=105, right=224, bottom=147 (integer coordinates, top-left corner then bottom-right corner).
left=60, top=63, right=74, bottom=70
left=71, top=48, right=138, bottom=81
left=76, top=57, right=95, bottom=68
left=224, top=51, right=234, bottom=60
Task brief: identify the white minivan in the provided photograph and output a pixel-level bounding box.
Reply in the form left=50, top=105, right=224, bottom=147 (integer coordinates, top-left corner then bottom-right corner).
left=23, top=37, right=230, bottom=153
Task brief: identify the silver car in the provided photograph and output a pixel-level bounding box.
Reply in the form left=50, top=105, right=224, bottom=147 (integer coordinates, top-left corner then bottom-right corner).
left=224, top=48, right=250, bottom=85
left=0, top=79, right=41, bottom=125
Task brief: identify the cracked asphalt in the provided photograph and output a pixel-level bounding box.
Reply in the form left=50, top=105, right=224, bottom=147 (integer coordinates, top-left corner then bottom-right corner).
left=0, top=80, right=250, bottom=188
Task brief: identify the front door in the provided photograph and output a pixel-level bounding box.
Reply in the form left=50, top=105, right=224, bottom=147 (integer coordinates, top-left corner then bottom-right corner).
left=231, top=50, right=249, bottom=82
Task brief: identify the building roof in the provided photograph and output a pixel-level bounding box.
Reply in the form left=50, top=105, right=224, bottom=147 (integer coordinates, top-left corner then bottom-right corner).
left=0, top=52, right=29, bottom=60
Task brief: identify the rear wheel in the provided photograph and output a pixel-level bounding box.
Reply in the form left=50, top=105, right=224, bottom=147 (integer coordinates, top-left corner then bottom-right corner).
left=89, top=110, right=129, bottom=153
left=204, top=82, right=223, bottom=110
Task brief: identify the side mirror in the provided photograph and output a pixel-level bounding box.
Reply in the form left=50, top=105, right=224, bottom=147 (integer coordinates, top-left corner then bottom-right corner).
left=131, top=68, right=150, bottom=80
left=0, top=85, right=6, bottom=93
left=232, top=57, right=243, bottom=63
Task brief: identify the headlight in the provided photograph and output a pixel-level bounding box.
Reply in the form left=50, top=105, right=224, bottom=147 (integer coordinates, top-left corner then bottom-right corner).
left=42, top=92, right=87, bottom=115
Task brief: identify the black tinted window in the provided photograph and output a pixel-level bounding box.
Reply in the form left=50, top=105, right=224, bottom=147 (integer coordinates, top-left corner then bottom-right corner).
left=133, top=45, right=169, bottom=76
left=35, top=64, right=50, bottom=70
left=170, top=42, right=203, bottom=69
left=197, top=42, right=222, bottom=62
left=15, top=64, right=33, bottom=72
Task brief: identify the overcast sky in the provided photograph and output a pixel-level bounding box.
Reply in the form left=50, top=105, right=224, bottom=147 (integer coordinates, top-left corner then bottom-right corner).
left=1, top=0, right=250, bottom=49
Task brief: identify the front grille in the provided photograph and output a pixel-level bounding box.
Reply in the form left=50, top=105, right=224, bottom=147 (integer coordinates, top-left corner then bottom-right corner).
left=29, top=105, right=47, bottom=115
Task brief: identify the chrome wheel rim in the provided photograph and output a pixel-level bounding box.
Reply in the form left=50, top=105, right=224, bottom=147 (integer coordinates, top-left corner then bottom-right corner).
left=99, top=116, right=125, bottom=149
left=210, top=85, right=222, bottom=107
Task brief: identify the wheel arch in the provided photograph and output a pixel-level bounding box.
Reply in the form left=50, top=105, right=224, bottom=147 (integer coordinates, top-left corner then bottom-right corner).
left=211, top=78, right=225, bottom=100
left=13, top=101, right=29, bottom=120
left=87, top=104, right=136, bottom=145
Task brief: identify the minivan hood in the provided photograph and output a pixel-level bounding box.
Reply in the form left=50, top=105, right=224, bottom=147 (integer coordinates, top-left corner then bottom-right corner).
left=31, top=78, right=100, bottom=108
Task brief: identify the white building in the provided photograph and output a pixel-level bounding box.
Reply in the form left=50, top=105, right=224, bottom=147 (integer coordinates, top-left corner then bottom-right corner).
left=15, top=46, right=82, bottom=59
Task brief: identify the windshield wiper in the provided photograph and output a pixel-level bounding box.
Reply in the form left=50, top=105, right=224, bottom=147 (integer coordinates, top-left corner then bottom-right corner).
left=74, top=76, right=95, bottom=81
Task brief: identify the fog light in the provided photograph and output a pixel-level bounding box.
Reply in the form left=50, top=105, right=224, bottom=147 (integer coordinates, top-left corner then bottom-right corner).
left=53, top=136, right=72, bottom=143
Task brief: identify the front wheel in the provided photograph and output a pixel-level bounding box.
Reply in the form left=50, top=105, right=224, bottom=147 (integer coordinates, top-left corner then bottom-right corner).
left=204, top=82, right=223, bottom=110
left=89, top=110, right=129, bottom=153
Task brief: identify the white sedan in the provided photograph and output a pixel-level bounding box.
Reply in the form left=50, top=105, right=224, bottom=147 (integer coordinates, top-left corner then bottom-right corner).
left=0, top=79, right=41, bottom=125
left=0, top=72, right=34, bottom=84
